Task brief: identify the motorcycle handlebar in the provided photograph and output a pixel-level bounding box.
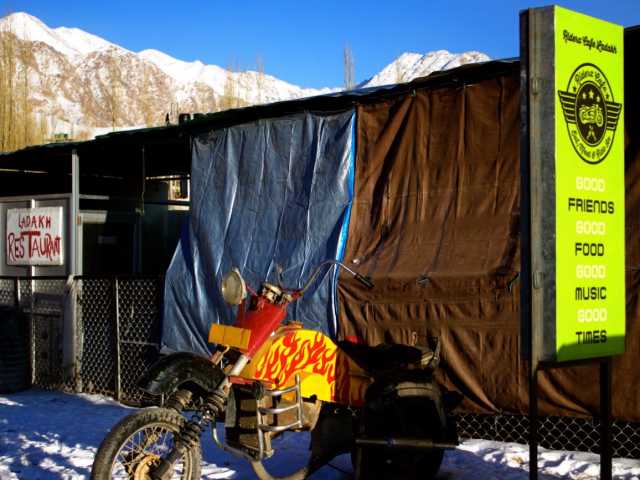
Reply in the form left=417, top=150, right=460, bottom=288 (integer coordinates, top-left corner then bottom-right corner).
left=298, top=260, right=375, bottom=294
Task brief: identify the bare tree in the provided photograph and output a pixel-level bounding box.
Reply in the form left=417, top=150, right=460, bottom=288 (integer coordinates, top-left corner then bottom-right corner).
left=18, top=39, right=37, bottom=145
left=203, top=88, right=217, bottom=113
left=220, top=60, right=242, bottom=111
left=343, top=44, right=355, bottom=90
left=255, top=54, right=265, bottom=105
left=140, top=63, right=156, bottom=126
left=220, top=65, right=233, bottom=111
left=394, top=58, right=404, bottom=84
left=74, top=127, right=92, bottom=141
left=0, top=20, right=47, bottom=151
left=105, top=50, right=121, bottom=130
left=0, top=24, right=17, bottom=150
left=37, top=112, right=48, bottom=142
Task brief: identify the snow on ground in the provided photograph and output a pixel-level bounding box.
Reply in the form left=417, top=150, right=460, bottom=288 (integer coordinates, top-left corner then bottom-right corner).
left=1, top=389, right=639, bottom=479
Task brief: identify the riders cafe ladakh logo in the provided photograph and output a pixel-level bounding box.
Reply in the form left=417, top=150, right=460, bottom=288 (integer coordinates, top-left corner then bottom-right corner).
left=558, top=62, right=622, bottom=164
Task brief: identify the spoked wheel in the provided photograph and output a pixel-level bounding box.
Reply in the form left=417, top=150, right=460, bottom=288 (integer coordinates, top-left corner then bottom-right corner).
left=91, top=407, right=201, bottom=480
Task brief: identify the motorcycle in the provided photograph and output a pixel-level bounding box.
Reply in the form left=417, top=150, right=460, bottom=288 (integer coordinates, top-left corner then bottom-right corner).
left=91, top=260, right=460, bottom=480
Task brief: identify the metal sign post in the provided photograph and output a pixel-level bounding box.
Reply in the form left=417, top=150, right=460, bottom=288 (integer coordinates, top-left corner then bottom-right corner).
left=520, top=6, right=624, bottom=480
left=600, top=358, right=613, bottom=480
left=518, top=11, right=538, bottom=477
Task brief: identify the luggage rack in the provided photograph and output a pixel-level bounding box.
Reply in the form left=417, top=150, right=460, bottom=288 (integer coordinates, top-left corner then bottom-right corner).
left=211, top=374, right=304, bottom=462
left=255, top=373, right=304, bottom=459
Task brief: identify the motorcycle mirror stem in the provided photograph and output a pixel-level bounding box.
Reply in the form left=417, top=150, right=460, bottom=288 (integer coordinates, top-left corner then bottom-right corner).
left=275, top=263, right=285, bottom=289
left=354, top=272, right=375, bottom=289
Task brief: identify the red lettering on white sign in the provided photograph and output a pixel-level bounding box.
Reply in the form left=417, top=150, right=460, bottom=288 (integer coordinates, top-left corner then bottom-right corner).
left=6, top=207, right=64, bottom=266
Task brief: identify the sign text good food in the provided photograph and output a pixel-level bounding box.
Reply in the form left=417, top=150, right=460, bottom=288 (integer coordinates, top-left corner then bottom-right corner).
left=6, top=207, right=64, bottom=266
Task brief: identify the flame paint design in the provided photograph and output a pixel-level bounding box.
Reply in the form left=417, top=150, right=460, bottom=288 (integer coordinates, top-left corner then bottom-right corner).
left=254, top=332, right=337, bottom=389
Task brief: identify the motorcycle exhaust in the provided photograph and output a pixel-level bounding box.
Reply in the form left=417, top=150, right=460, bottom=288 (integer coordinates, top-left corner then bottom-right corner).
left=355, top=437, right=458, bottom=450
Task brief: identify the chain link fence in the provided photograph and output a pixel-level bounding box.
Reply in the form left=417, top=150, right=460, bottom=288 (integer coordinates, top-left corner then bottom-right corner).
left=75, top=276, right=163, bottom=405
left=76, top=278, right=117, bottom=398
left=0, top=277, right=70, bottom=392
left=2, top=275, right=640, bottom=458
left=0, top=275, right=163, bottom=406
left=456, top=412, right=640, bottom=459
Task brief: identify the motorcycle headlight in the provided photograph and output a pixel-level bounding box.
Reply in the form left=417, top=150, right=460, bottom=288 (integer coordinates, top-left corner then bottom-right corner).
left=221, top=268, right=247, bottom=305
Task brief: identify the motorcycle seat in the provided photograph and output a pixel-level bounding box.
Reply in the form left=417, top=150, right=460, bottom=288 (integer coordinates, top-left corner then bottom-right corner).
left=338, top=341, right=436, bottom=374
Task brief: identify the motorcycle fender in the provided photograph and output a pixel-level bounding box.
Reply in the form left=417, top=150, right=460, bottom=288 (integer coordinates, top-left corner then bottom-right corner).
left=396, top=381, right=460, bottom=445
left=138, top=352, right=224, bottom=396
left=395, top=381, right=447, bottom=432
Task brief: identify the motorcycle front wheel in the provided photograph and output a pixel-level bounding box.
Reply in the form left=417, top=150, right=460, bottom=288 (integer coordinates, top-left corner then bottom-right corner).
left=91, top=407, right=201, bottom=480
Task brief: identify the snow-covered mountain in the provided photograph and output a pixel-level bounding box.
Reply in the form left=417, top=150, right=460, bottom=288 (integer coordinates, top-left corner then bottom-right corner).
left=2, top=12, right=116, bottom=59
left=0, top=12, right=489, bottom=138
left=361, top=50, right=490, bottom=88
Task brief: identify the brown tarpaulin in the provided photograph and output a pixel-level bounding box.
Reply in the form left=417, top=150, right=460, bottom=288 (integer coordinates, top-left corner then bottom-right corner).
left=337, top=28, right=640, bottom=421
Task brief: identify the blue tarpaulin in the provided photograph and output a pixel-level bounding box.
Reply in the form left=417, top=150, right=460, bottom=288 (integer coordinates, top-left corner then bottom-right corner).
left=161, top=111, right=355, bottom=355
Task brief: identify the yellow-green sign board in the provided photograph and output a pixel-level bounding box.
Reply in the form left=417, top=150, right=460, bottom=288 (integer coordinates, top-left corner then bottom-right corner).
left=524, top=6, right=625, bottom=362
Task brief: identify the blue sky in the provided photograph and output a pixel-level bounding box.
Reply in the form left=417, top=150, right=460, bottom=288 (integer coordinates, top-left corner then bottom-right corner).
left=5, top=1, right=640, bottom=88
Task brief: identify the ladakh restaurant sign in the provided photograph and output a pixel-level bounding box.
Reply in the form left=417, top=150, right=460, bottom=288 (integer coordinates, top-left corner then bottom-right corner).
left=525, top=6, right=625, bottom=362
left=6, top=207, right=64, bottom=266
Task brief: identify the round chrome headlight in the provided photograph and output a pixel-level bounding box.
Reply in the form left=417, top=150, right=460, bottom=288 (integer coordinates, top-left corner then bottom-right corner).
left=221, top=268, right=247, bottom=305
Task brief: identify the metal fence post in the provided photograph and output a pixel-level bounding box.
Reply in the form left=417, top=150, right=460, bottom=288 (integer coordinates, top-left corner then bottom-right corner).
left=114, top=277, right=122, bottom=402
left=600, top=359, right=613, bottom=480
left=71, top=277, right=83, bottom=393
left=15, top=277, right=33, bottom=387
left=13, top=277, right=19, bottom=307
left=529, top=366, right=539, bottom=480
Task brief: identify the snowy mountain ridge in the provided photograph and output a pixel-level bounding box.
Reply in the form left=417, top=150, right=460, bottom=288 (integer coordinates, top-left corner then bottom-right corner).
left=4, top=12, right=121, bottom=58
left=362, top=50, right=490, bottom=87
left=0, top=12, right=490, bottom=138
